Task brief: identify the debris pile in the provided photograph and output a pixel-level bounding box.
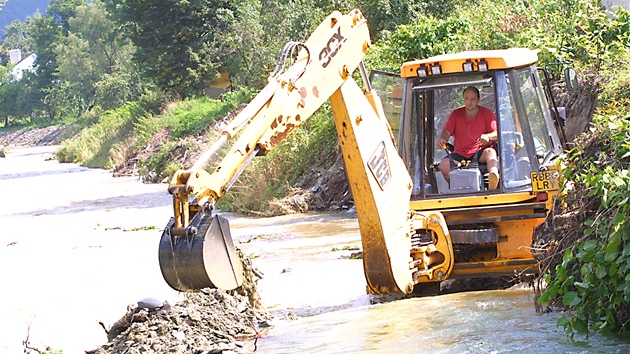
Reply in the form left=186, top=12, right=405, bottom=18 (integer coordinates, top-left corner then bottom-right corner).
left=90, top=253, right=271, bottom=354
left=90, top=289, right=270, bottom=354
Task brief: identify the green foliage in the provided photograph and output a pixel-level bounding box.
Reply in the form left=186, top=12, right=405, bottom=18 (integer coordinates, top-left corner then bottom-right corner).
left=165, top=98, right=234, bottom=139
left=55, top=92, right=239, bottom=179
left=56, top=99, right=150, bottom=168
left=218, top=0, right=354, bottom=88
left=42, top=348, right=63, bottom=354
left=135, top=93, right=250, bottom=181
left=332, top=245, right=360, bottom=251
left=25, top=13, right=62, bottom=120
left=1, top=20, right=31, bottom=64
left=367, top=15, right=471, bottom=72
left=134, top=95, right=239, bottom=145
left=0, top=65, right=20, bottom=126
left=0, top=0, right=39, bottom=45
left=366, top=0, right=630, bottom=73
left=52, top=0, right=140, bottom=116
left=601, top=68, right=630, bottom=105
left=48, top=0, right=86, bottom=34
left=105, top=0, right=234, bottom=98
left=538, top=111, right=630, bottom=335
left=353, top=0, right=458, bottom=38
left=138, top=139, right=187, bottom=180
left=566, top=2, right=630, bottom=69
left=94, top=70, right=146, bottom=111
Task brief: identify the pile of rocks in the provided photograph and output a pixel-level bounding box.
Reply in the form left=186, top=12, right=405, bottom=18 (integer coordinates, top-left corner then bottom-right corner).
left=90, top=252, right=271, bottom=354
left=90, top=289, right=271, bottom=354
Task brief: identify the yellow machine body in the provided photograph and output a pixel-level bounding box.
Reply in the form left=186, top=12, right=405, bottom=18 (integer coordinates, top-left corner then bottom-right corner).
left=159, top=9, right=568, bottom=295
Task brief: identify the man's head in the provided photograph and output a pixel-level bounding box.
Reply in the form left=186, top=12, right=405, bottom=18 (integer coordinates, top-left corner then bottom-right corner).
left=463, top=86, right=480, bottom=112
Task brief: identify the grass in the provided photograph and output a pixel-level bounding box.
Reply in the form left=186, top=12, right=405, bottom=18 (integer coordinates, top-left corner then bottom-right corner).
left=216, top=106, right=340, bottom=214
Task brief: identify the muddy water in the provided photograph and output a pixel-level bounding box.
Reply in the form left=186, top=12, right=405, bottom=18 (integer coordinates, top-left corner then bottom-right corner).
left=232, top=215, right=630, bottom=354
left=0, top=146, right=184, bottom=353
left=1, top=146, right=629, bottom=353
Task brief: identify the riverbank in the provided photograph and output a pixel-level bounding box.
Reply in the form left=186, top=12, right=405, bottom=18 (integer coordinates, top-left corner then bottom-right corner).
left=0, top=125, right=73, bottom=148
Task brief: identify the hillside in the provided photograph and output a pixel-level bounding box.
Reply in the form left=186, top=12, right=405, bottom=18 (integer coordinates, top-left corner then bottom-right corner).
left=0, top=0, right=49, bottom=37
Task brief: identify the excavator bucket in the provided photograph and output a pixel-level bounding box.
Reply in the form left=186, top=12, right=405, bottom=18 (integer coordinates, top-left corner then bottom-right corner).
left=158, top=209, right=243, bottom=291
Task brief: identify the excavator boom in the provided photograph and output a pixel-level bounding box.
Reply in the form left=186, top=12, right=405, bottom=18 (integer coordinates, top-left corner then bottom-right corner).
left=158, top=9, right=423, bottom=294
left=159, top=9, right=565, bottom=296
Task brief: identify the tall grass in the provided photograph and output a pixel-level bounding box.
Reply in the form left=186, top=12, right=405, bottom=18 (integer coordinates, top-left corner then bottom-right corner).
left=56, top=90, right=251, bottom=179
left=56, top=101, right=148, bottom=168
left=217, top=105, right=339, bottom=214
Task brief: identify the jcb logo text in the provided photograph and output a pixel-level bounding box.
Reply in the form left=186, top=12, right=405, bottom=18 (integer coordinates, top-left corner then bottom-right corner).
left=319, top=27, right=346, bottom=68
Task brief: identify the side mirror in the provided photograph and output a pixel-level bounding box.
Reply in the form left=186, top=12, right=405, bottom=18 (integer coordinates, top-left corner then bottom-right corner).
left=565, top=68, right=579, bottom=91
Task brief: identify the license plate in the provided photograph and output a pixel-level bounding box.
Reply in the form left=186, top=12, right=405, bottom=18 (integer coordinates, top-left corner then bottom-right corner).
left=530, top=170, right=560, bottom=192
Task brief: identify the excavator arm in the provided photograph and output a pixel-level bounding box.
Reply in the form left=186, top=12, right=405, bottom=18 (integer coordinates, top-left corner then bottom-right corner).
left=159, top=9, right=454, bottom=294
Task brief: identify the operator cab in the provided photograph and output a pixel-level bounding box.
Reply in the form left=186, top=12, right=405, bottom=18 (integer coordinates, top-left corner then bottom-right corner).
left=372, top=49, right=567, bottom=200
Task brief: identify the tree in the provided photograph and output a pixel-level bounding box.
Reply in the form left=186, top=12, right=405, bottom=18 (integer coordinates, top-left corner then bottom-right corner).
left=219, top=0, right=355, bottom=88
left=1, top=20, right=32, bottom=65
left=25, top=13, right=63, bottom=121
left=366, top=15, right=471, bottom=72
left=47, top=0, right=87, bottom=34
left=105, top=0, right=236, bottom=98
left=348, top=0, right=459, bottom=39
left=69, top=0, right=128, bottom=75
left=53, top=0, right=139, bottom=114
left=0, top=65, right=20, bottom=126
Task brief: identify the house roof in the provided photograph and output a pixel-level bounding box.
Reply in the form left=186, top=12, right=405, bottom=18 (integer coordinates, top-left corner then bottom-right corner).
left=11, top=53, right=37, bottom=80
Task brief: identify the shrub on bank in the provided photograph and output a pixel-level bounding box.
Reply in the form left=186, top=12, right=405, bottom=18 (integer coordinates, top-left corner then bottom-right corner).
left=537, top=103, right=630, bottom=336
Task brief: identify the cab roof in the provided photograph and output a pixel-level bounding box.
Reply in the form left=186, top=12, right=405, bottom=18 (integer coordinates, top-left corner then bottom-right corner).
left=400, top=48, right=539, bottom=78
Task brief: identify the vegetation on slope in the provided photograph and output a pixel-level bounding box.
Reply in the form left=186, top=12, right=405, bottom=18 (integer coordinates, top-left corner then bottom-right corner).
left=534, top=99, right=630, bottom=336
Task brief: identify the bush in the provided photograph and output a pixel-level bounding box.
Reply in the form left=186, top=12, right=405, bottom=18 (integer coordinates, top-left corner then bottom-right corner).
left=538, top=109, right=630, bottom=335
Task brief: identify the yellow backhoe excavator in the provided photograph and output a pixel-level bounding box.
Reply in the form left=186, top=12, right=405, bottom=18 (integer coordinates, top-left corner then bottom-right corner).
left=158, top=9, right=577, bottom=295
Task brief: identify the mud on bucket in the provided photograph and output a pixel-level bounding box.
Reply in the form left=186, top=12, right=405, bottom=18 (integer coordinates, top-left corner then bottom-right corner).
left=158, top=211, right=243, bottom=291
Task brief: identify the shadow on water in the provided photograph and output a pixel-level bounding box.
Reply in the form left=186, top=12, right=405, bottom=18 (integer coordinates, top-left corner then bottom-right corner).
left=6, top=190, right=172, bottom=217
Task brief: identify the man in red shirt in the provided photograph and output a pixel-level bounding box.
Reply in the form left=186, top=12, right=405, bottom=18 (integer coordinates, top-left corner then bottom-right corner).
left=436, top=86, right=500, bottom=189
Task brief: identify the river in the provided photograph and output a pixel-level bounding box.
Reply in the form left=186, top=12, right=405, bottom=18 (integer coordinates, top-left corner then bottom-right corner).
left=1, top=146, right=628, bottom=353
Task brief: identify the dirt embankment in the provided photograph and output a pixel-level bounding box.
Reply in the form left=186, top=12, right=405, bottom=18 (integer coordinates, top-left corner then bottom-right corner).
left=110, top=113, right=354, bottom=215
left=0, top=125, right=74, bottom=148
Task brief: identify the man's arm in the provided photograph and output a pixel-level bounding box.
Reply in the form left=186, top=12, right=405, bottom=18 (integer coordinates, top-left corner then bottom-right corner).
left=437, top=129, right=451, bottom=149
left=478, top=130, right=497, bottom=146
left=478, top=108, right=498, bottom=146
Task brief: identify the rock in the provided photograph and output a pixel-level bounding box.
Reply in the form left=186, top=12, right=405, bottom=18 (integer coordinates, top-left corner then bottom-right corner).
left=137, top=297, right=164, bottom=309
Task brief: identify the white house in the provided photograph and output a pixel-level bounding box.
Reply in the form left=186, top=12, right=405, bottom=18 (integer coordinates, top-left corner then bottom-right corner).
left=9, top=49, right=37, bottom=81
